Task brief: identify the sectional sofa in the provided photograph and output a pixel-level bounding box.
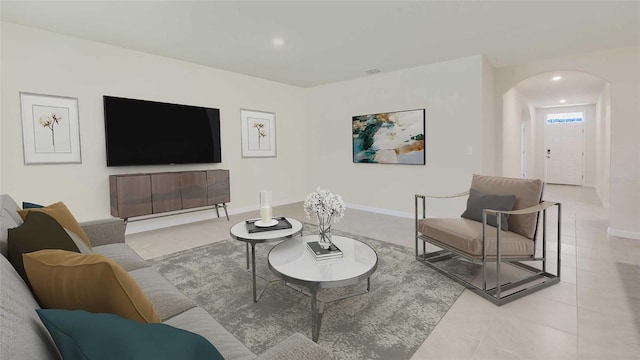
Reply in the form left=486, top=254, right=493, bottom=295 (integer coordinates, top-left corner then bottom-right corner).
left=0, top=194, right=329, bottom=359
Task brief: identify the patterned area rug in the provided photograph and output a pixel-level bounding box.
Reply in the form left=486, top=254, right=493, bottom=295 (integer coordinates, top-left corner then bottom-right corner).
left=150, top=224, right=466, bottom=359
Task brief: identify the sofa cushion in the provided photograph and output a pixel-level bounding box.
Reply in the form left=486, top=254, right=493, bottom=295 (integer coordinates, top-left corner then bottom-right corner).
left=80, top=218, right=126, bottom=246
left=418, top=217, right=534, bottom=258
left=93, top=243, right=150, bottom=272
left=165, top=306, right=256, bottom=360
left=0, top=255, right=58, bottom=360
left=18, top=201, right=92, bottom=249
left=1, top=194, right=23, bottom=257
left=23, top=249, right=161, bottom=323
left=128, top=267, right=196, bottom=321
left=37, top=309, right=224, bottom=360
left=470, top=174, right=543, bottom=239
left=7, top=212, right=81, bottom=286
left=461, top=188, right=516, bottom=231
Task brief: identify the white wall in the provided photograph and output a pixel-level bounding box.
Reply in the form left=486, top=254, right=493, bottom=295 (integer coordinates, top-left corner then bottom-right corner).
left=595, top=84, right=611, bottom=207
left=534, top=105, right=597, bottom=186
left=0, top=22, right=307, bottom=222
left=502, top=87, right=535, bottom=178
left=0, top=23, right=3, bottom=193
left=306, top=55, right=492, bottom=218
left=482, top=57, right=496, bottom=175
left=496, top=46, right=640, bottom=239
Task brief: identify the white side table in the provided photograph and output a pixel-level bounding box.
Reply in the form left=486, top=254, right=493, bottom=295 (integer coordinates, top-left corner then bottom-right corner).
left=230, top=217, right=303, bottom=302
left=268, top=235, right=378, bottom=342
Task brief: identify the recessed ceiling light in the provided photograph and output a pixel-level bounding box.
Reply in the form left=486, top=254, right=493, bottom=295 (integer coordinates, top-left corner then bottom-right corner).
left=272, top=38, right=284, bottom=46
left=559, top=99, right=567, bottom=103
left=364, top=69, right=381, bottom=75
left=552, top=76, right=562, bottom=81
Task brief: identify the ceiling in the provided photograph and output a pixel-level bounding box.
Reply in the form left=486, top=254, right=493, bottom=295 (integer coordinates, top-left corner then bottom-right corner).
left=1, top=1, right=637, bottom=105
left=515, top=71, right=608, bottom=108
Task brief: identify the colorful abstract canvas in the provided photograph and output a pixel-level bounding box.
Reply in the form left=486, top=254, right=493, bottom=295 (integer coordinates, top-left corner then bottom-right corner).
left=352, top=109, right=425, bottom=165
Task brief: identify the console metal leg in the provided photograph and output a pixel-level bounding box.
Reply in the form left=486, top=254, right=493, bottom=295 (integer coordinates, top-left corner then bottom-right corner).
left=222, top=203, right=229, bottom=221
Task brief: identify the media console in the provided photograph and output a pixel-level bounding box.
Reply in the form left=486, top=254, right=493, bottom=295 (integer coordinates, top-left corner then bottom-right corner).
left=109, top=170, right=230, bottom=221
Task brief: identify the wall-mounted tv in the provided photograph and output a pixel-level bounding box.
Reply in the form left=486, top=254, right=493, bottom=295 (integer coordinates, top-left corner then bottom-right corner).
left=103, top=96, right=221, bottom=167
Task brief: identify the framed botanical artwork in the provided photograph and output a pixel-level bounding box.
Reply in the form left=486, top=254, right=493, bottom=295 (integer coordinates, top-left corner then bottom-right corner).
left=352, top=108, right=425, bottom=165
left=20, top=92, right=82, bottom=164
left=240, top=109, right=277, bottom=158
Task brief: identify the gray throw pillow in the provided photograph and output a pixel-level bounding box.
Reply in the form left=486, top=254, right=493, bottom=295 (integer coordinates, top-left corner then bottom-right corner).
left=461, top=188, right=516, bottom=231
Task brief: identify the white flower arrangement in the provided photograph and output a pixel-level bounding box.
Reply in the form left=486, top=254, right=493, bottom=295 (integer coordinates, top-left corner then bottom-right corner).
left=303, top=187, right=346, bottom=223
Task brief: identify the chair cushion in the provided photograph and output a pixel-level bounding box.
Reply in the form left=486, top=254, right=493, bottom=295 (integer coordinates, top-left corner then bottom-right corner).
left=470, top=174, right=543, bottom=239
left=18, top=201, right=93, bottom=249
left=418, top=218, right=534, bottom=258
left=461, top=188, right=516, bottom=230
left=23, top=249, right=161, bottom=324
left=37, top=309, right=224, bottom=360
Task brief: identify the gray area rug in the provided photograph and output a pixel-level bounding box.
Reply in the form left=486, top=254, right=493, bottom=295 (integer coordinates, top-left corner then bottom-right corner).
left=150, top=224, right=466, bottom=359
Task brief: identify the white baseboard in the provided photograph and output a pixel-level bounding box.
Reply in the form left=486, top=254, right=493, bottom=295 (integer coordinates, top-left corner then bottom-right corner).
left=125, top=209, right=223, bottom=235
left=345, top=202, right=413, bottom=219
left=125, top=199, right=412, bottom=235
left=608, top=227, right=640, bottom=240
left=125, top=198, right=303, bottom=235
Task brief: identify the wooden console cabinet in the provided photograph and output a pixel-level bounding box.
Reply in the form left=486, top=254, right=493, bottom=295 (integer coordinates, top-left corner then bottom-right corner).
left=109, top=170, right=230, bottom=220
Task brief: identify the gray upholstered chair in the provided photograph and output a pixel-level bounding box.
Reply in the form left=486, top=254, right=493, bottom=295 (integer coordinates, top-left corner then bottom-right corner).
left=414, top=174, right=561, bottom=305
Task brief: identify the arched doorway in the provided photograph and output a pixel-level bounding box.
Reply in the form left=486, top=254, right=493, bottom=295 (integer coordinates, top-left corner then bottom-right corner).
left=502, top=70, right=610, bottom=205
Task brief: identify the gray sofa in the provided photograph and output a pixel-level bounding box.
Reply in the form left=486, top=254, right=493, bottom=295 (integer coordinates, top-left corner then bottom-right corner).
left=0, top=194, right=329, bottom=360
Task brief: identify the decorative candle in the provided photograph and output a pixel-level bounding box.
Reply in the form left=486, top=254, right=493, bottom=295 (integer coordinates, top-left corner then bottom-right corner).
left=259, top=190, right=272, bottom=223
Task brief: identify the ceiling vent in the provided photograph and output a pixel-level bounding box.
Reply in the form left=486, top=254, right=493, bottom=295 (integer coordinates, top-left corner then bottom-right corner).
left=364, top=68, right=381, bottom=75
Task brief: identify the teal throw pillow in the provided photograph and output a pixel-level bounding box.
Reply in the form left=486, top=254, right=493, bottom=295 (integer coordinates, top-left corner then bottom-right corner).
left=36, top=309, right=224, bottom=360
left=461, top=188, right=516, bottom=231
left=22, top=201, right=44, bottom=209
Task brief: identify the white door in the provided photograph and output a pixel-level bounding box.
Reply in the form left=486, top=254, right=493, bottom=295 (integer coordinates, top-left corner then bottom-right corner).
left=544, top=112, right=584, bottom=185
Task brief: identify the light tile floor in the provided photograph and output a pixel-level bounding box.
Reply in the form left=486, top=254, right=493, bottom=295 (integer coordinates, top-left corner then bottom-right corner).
left=127, top=185, right=640, bottom=359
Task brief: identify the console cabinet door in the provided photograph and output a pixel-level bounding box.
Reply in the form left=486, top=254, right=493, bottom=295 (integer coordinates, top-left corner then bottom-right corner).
left=151, top=173, right=182, bottom=213
left=181, top=171, right=208, bottom=209
left=110, top=170, right=229, bottom=219
left=207, top=170, right=230, bottom=205
left=110, top=175, right=152, bottom=218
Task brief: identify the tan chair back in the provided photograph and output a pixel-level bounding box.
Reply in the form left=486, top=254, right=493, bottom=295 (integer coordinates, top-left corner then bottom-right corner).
left=470, top=174, right=543, bottom=239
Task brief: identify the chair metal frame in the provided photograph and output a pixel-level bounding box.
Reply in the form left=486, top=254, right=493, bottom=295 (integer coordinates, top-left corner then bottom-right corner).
left=414, top=190, right=561, bottom=305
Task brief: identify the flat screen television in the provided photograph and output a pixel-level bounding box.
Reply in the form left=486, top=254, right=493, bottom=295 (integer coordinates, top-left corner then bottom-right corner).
left=103, top=96, right=221, bottom=166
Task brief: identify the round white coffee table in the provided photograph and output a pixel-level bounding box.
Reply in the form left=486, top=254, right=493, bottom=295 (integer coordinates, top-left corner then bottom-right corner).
left=268, top=235, right=378, bottom=342
left=230, top=217, right=303, bottom=302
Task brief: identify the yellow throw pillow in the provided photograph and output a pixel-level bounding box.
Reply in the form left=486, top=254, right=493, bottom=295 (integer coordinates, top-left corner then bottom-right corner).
left=23, top=249, right=160, bottom=324
left=18, top=201, right=92, bottom=249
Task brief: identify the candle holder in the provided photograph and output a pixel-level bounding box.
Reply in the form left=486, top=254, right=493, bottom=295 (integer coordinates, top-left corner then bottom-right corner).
left=257, top=190, right=277, bottom=227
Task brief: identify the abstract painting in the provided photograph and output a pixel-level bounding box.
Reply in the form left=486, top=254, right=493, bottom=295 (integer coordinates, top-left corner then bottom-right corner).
left=352, top=109, right=425, bottom=164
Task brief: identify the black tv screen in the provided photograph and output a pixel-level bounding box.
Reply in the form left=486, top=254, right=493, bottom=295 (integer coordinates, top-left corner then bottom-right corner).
left=103, top=96, right=221, bottom=166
